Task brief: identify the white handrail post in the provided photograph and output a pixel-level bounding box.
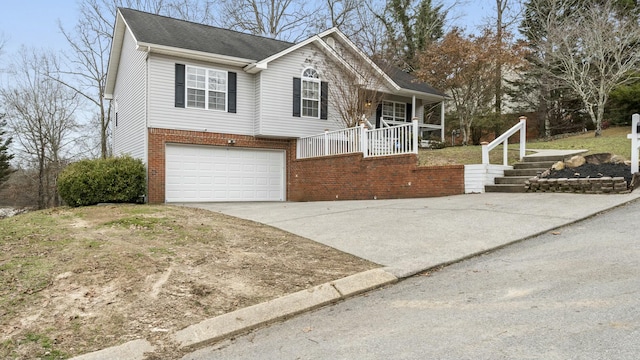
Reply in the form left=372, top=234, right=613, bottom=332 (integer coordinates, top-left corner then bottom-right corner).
left=323, top=129, right=329, bottom=156
left=482, top=142, right=489, bottom=165
left=503, top=139, right=508, bottom=166
left=519, top=116, right=527, bottom=160
left=360, top=123, right=368, bottom=158
left=632, top=114, right=639, bottom=174
left=412, top=118, right=419, bottom=154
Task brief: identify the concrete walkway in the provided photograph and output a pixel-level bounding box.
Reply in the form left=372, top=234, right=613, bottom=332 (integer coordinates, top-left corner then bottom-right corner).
left=184, top=191, right=640, bottom=277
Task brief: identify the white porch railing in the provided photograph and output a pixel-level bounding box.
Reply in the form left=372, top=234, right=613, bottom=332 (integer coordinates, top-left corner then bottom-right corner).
left=628, top=113, right=640, bottom=173
left=296, top=127, right=362, bottom=159
left=482, top=116, right=527, bottom=165
left=297, top=119, right=419, bottom=159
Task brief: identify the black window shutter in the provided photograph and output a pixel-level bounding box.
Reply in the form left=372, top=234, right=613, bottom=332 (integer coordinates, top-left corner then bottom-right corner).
left=175, top=64, right=185, bottom=108
left=293, top=77, right=301, bottom=117
left=406, top=103, right=412, bottom=122
left=228, top=72, right=237, bottom=113
left=375, top=103, right=382, bottom=128
left=320, top=81, right=328, bottom=120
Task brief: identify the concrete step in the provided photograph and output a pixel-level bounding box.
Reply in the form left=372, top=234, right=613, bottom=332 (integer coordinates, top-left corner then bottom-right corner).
left=514, top=161, right=556, bottom=169
left=504, top=168, right=542, bottom=177
left=485, top=184, right=528, bottom=193
left=494, top=176, right=533, bottom=185
left=522, top=155, right=567, bottom=163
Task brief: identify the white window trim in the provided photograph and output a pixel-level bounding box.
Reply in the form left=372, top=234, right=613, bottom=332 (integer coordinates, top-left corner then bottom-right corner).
left=382, top=100, right=406, bottom=122
left=301, top=67, right=320, bottom=119
left=186, top=65, right=228, bottom=112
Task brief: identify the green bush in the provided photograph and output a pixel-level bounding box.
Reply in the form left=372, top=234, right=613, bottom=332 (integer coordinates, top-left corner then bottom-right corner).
left=57, top=156, right=146, bottom=207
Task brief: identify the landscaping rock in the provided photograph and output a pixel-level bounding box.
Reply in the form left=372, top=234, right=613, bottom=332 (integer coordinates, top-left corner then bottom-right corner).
left=610, top=155, right=627, bottom=164
left=551, top=161, right=565, bottom=170
left=584, top=153, right=612, bottom=165
left=565, top=155, right=586, bottom=168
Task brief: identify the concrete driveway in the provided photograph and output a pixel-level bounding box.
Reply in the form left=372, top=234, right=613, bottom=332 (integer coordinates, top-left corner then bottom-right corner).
left=181, top=192, right=640, bottom=277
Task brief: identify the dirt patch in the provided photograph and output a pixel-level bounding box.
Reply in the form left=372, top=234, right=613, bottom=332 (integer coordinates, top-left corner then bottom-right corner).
left=0, top=205, right=378, bottom=359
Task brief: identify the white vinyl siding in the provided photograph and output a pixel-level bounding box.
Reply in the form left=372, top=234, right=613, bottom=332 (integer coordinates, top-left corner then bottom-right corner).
left=257, top=44, right=342, bottom=138
left=147, top=54, right=254, bottom=135
left=165, top=144, right=285, bottom=202
left=112, top=29, right=147, bottom=162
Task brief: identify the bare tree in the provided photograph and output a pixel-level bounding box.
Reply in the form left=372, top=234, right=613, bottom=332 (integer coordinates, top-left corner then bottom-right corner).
left=416, top=28, right=523, bottom=145
left=57, top=0, right=217, bottom=160
left=531, top=0, right=640, bottom=136
left=1, top=49, right=81, bottom=208
left=217, top=0, right=317, bottom=41
left=314, top=44, right=389, bottom=128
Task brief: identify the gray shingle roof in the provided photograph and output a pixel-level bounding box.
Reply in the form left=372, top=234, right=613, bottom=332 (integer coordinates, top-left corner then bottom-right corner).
left=119, top=8, right=445, bottom=98
left=374, top=59, right=447, bottom=97
left=119, top=8, right=293, bottom=61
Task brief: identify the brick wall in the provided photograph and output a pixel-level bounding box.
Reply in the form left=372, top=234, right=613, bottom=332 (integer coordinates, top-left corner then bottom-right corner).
left=288, top=153, right=464, bottom=201
left=147, top=128, right=293, bottom=203
left=148, top=128, right=464, bottom=203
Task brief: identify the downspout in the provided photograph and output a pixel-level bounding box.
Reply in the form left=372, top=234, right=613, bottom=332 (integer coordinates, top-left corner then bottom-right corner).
left=144, top=45, right=151, bottom=203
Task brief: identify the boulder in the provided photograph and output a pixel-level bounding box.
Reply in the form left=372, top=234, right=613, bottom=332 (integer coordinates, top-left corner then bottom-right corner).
left=610, top=155, right=627, bottom=164
left=551, top=161, right=565, bottom=170
left=565, top=155, right=586, bottom=168
left=584, top=153, right=612, bottom=165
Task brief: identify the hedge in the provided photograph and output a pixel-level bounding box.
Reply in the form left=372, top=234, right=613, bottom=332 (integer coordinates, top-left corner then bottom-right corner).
left=57, top=156, right=146, bottom=207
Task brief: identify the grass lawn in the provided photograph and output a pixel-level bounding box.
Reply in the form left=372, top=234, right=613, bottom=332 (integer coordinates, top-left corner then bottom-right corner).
left=419, top=126, right=633, bottom=166
left=0, top=205, right=376, bottom=359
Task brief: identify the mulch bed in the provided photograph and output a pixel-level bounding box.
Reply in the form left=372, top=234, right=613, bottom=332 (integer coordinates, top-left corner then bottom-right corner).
left=545, top=163, right=633, bottom=184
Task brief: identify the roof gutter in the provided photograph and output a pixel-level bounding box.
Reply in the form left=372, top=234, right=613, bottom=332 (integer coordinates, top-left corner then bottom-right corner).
left=137, top=42, right=256, bottom=67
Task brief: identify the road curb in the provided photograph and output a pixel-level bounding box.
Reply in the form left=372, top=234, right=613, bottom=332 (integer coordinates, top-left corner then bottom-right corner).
left=173, top=268, right=398, bottom=350
left=69, top=339, right=154, bottom=360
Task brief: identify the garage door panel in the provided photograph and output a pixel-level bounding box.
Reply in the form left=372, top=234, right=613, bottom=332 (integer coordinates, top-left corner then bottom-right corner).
left=166, top=145, right=285, bottom=202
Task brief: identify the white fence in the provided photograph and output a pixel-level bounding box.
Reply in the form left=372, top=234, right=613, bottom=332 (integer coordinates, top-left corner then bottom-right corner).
left=297, top=120, right=419, bottom=159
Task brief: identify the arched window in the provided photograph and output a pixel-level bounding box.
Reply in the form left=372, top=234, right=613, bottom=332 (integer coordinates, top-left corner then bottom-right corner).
left=301, top=68, right=320, bottom=118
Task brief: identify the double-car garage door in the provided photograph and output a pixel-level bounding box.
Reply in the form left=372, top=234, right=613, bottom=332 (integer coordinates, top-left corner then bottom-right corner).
left=165, top=144, right=285, bottom=202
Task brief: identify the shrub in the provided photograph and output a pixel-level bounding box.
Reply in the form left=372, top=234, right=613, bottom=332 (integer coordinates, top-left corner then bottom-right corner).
left=57, top=156, right=146, bottom=207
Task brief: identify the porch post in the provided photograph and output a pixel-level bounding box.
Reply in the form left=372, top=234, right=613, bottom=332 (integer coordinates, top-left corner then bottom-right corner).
left=440, top=101, right=445, bottom=141
left=360, top=123, right=368, bottom=158
left=412, top=118, right=419, bottom=154
left=412, top=95, right=416, bottom=119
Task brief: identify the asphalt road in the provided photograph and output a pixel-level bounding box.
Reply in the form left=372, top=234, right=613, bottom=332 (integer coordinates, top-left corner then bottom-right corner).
left=184, top=200, right=640, bottom=360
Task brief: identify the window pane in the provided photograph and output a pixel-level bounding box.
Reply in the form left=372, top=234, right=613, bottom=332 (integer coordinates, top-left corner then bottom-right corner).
left=208, top=71, right=226, bottom=92
left=187, top=89, right=205, bottom=108
left=208, top=91, right=226, bottom=111
left=395, top=103, right=406, bottom=120
left=302, top=80, right=319, bottom=100
left=303, top=68, right=319, bottom=79
left=302, top=99, right=319, bottom=117
left=382, top=102, right=394, bottom=119
left=187, top=67, right=206, bottom=89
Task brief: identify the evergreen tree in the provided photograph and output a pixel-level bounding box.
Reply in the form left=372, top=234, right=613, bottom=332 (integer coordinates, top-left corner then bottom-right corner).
left=375, top=0, right=446, bottom=71
left=0, top=115, right=14, bottom=186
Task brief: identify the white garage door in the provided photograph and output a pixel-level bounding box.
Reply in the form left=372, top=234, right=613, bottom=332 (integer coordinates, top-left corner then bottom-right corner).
left=165, top=144, right=285, bottom=202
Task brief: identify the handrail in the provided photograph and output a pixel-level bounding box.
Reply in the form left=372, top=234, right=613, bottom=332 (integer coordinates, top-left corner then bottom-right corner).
left=482, top=116, right=527, bottom=166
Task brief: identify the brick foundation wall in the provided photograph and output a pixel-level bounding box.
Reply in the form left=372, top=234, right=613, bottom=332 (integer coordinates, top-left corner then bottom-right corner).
left=288, top=153, right=464, bottom=201
left=147, top=128, right=293, bottom=203
left=148, top=129, right=464, bottom=203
